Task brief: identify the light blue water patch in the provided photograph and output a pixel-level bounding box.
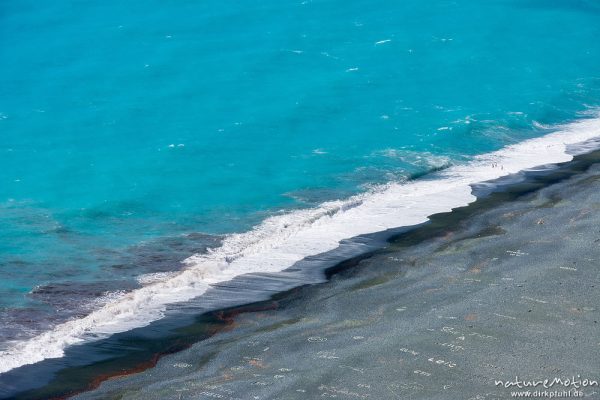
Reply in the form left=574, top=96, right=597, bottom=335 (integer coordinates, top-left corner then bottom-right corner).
left=0, top=0, right=599, bottom=338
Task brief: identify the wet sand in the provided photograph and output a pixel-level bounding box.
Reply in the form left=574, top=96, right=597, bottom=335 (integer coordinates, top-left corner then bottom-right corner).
left=59, top=153, right=600, bottom=400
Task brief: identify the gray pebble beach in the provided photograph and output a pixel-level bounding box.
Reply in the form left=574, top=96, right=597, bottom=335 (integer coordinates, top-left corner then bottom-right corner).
left=72, top=156, right=600, bottom=400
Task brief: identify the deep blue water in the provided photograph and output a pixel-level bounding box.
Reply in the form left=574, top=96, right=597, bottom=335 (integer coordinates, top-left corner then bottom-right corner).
left=1, top=0, right=600, bottom=348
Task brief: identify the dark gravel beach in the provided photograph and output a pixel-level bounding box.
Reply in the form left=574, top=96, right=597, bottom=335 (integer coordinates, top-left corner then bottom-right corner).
left=60, top=152, right=600, bottom=400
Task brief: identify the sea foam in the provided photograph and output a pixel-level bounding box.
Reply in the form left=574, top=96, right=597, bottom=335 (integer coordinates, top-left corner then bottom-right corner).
left=0, top=116, right=599, bottom=374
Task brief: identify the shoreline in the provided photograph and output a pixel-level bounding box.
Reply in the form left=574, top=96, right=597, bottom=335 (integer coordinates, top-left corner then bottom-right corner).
left=3, top=116, right=600, bottom=378
left=72, top=146, right=600, bottom=400
left=2, top=145, right=600, bottom=399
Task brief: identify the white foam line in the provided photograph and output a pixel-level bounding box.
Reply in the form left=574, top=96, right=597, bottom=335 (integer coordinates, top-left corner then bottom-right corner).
left=1, top=116, right=599, bottom=374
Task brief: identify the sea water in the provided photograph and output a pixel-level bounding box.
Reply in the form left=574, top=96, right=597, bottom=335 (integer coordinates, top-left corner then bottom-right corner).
left=1, top=0, right=600, bottom=372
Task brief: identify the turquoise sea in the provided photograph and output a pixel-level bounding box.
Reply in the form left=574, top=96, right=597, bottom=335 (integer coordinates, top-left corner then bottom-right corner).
left=1, top=0, right=600, bottom=383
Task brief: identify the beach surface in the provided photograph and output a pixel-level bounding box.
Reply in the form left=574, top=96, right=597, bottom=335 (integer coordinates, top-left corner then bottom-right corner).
left=56, top=152, right=600, bottom=400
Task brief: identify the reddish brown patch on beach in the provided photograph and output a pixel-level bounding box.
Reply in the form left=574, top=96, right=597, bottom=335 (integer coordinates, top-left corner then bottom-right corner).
left=214, top=301, right=279, bottom=332
left=89, top=355, right=162, bottom=389
left=47, top=354, right=166, bottom=400
left=221, top=373, right=234, bottom=381
left=464, top=313, right=478, bottom=321
left=44, top=301, right=281, bottom=400
left=469, top=260, right=488, bottom=275
left=248, top=359, right=266, bottom=368
left=441, top=231, right=455, bottom=241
